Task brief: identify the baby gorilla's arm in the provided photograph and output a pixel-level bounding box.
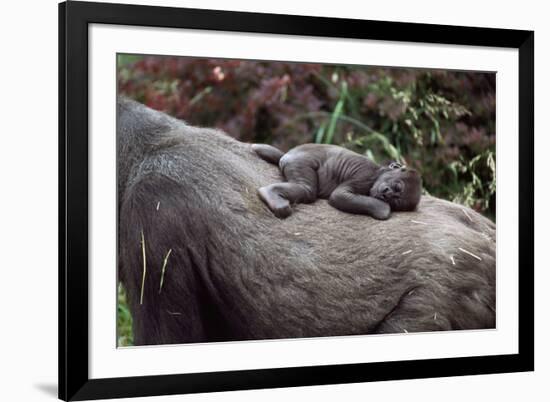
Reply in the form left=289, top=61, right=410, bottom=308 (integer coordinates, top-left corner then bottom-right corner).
left=329, top=184, right=391, bottom=220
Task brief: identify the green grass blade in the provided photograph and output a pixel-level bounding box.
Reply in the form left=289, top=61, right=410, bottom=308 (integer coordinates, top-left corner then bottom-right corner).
left=325, top=98, right=344, bottom=144
left=314, top=123, right=326, bottom=144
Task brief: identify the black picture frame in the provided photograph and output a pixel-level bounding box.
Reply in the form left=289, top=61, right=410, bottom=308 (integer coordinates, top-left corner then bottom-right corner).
left=59, top=1, right=534, bottom=400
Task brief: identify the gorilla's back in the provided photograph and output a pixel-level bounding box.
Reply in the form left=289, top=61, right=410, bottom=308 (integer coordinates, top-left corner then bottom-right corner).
left=117, top=97, right=496, bottom=345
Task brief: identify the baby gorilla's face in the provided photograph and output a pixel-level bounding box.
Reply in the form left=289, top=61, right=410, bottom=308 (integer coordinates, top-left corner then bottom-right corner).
left=370, top=166, right=422, bottom=211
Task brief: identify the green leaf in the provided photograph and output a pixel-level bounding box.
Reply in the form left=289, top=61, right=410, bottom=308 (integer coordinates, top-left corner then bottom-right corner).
left=117, top=54, right=142, bottom=67
left=366, top=149, right=376, bottom=162
left=189, top=86, right=213, bottom=106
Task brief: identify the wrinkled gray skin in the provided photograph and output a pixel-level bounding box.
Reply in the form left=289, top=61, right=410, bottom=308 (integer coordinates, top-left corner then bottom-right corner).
left=117, top=97, right=496, bottom=346
left=252, top=143, right=422, bottom=220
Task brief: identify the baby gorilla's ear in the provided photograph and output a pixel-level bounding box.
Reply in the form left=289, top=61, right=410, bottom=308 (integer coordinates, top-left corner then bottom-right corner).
left=388, top=161, right=403, bottom=169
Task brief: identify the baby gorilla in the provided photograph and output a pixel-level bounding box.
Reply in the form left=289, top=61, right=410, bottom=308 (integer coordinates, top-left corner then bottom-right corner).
left=252, top=143, right=421, bottom=220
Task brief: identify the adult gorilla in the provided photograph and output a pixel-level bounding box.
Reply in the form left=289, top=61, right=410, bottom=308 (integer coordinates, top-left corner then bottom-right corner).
left=117, top=97, right=496, bottom=346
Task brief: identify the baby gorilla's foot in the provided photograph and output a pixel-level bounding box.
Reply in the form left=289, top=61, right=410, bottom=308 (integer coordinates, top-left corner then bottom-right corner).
left=258, top=186, right=292, bottom=218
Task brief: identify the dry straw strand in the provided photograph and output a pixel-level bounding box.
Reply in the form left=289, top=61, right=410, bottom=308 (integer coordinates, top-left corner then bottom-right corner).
left=139, top=230, right=147, bottom=305
left=158, top=249, right=173, bottom=294
left=462, top=209, right=473, bottom=222
left=458, top=247, right=482, bottom=261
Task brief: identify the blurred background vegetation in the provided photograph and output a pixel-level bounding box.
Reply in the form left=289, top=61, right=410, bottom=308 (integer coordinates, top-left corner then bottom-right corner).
left=117, top=54, right=496, bottom=346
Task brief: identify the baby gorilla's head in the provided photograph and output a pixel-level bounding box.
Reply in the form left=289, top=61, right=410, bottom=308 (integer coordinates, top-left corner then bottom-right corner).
left=370, top=164, right=422, bottom=211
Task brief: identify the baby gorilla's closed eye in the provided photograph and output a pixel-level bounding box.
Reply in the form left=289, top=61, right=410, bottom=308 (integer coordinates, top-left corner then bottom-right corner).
left=393, top=182, right=403, bottom=192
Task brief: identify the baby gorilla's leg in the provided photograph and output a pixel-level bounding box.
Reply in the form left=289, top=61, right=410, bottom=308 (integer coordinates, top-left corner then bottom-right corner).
left=258, top=158, right=318, bottom=219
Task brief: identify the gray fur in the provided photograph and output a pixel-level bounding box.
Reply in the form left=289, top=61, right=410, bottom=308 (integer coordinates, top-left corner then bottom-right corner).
left=117, top=97, right=496, bottom=345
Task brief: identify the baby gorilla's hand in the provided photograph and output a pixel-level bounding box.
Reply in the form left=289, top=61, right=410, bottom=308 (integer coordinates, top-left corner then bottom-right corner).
left=370, top=200, right=391, bottom=220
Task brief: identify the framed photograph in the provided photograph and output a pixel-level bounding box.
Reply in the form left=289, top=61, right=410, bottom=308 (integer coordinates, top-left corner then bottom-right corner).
left=59, top=1, right=534, bottom=400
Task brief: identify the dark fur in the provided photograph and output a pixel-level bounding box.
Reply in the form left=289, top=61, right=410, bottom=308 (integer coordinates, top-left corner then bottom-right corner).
left=252, top=143, right=421, bottom=220
left=117, top=97, right=496, bottom=346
